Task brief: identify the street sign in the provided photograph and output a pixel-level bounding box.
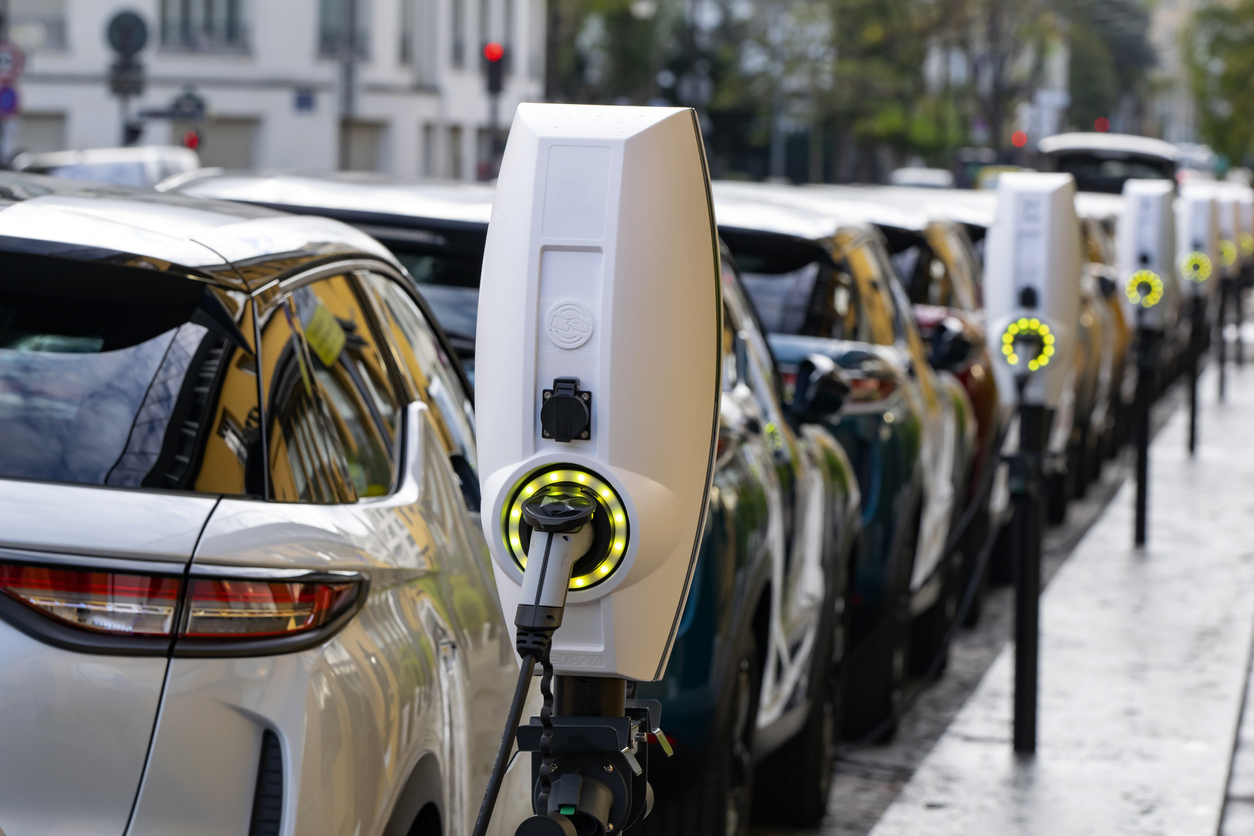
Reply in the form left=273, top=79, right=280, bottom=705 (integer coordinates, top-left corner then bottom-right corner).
left=0, top=42, right=26, bottom=82
left=109, top=60, right=146, bottom=98
left=170, top=88, right=206, bottom=121
left=0, top=86, right=21, bottom=118
left=107, top=12, right=149, bottom=56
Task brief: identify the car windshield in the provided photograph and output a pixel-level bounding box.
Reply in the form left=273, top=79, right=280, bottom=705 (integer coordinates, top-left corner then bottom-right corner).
left=1052, top=152, right=1174, bottom=194
left=0, top=253, right=259, bottom=494
left=30, top=162, right=153, bottom=188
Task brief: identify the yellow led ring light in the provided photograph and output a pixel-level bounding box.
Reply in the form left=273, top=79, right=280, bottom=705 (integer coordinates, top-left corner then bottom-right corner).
left=1221, top=239, right=1238, bottom=267
left=1001, top=317, right=1056, bottom=372
left=1125, top=270, right=1164, bottom=308
left=504, top=466, right=629, bottom=589
left=1181, top=252, right=1212, bottom=283
left=1242, top=233, right=1254, bottom=257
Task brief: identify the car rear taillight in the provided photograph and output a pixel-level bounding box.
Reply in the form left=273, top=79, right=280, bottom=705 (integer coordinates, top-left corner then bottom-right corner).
left=183, top=578, right=357, bottom=639
left=849, top=377, right=897, bottom=402
left=0, top=561, right=365, bottom=655
left=0, top=564, right=180, bottom=636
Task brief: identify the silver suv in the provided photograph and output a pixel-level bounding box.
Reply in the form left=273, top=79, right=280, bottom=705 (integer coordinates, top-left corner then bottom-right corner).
left=0, top=174, right=526, bottom=836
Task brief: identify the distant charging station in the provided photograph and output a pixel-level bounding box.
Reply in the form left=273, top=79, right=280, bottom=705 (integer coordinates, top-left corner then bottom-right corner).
left=1216, top=185, right=1244, bottom=395
left=985, top=172, right=1080, bottom=754
left=1117, top=179, right=1176, bottom=548
left=1177, top=183, right=1221, bottom=453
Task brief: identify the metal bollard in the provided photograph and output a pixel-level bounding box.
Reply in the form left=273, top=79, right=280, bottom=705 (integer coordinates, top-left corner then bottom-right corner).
left=1011, top=404, right=1049, bottom=754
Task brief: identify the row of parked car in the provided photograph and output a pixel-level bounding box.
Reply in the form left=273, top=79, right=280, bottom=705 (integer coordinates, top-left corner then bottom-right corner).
left=0, top=130, right=1242, bottom=836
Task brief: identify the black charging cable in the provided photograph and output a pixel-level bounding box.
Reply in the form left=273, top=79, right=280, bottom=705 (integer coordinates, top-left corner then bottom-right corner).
left=471, top=529, right=557, bottom=836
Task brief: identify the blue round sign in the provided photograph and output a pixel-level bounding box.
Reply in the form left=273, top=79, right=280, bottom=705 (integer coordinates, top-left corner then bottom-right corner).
left=0, top=85, right=18, bottom=117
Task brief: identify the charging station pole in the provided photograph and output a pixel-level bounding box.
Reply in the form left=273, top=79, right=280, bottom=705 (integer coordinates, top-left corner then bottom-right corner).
left=1189, top=295, right=1204, bottom=455
left=1133, top=320, right=1157, bottom=547
left=1218, top=278, right=1229, bottom=402
left=1011, top=401, right=1048, bottom=753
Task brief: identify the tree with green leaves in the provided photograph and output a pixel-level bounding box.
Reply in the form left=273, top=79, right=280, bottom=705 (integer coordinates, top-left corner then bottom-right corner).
left=1184, top=0, right=1254, bottom=166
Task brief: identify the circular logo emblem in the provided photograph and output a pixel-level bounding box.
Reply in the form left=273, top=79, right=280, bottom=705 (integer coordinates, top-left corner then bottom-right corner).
left=546, top=301, right=594, bottom=350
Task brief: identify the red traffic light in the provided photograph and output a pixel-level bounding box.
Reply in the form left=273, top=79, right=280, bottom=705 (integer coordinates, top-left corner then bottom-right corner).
left=484, top=42, right=504, bottom=63
left=1094, top=117, right=1110, bottom=133
left=183, top=130, right=200, bottom=150
left=1011, top=130, right=1028, bottom=148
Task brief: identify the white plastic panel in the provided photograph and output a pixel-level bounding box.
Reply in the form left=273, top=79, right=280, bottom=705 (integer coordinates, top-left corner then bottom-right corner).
left=1117, top=180, right=1176, bottom=331
left=984, top=172, right=1081, bottom=409
left=476, top=104, right=721, bottom=680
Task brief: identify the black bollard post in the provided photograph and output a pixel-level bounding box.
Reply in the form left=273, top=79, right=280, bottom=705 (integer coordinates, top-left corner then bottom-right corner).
left=1011, top=403, right=1049, bottom=754
left=1237, top=280, right=1245, bottom=367
left=1133, top=327, right=1158, bottom=547
left=1189, top=296, right=1203, bottom=456
left=1218, top=278, right=1229, bottom=401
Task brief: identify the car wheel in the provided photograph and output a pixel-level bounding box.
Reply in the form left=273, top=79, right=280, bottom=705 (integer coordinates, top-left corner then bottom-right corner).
left=752, top=598, right=844, bottom=826
left=959, top=502, right=991, bottom=627
left=640, top=631, right=761, bottom=836
left=844, top=603, right=905, bottom=742
left=844, top=508, right=913, bottom=742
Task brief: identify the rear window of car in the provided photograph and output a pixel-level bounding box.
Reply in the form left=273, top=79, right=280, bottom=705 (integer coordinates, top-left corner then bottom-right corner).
left=1052, top=153, right=1174, bottom=195
left=366, top=225, right=486, bottom=377
left=0, top=253, right=261, bottom=495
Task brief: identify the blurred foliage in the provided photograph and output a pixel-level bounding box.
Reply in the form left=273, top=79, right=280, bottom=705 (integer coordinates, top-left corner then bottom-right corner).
left=545, top=0, right=1157, bottom=178
left=1184, top=0, right=1254, bottom=165
left=1064, top=0, right=1154, bottom=131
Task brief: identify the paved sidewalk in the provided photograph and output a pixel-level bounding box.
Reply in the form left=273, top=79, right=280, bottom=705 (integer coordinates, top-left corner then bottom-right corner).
left=869, top=364, right=1254, bottom=836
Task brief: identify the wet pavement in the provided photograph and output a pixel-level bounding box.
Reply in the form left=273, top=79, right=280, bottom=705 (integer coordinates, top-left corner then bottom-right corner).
left=755, top=359, right=1254, bottom=836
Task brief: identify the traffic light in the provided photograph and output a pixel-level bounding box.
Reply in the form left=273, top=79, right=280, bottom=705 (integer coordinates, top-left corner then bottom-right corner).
left=484, top=42, right=505, bottom=95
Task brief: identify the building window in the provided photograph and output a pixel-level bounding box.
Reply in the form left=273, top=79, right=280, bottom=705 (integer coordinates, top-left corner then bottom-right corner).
left=402, top=0, right=439, bottom=83
left=451, top=0, right=466, bottom=67
left=400, top=0, right=413, bottom=64
left=10, top=0, right=68, bottom=51
left=447, top=125, right=463, bottom=179
left=341, top=121, right=388, bottom=172
left=422, top=123, right=437, bottom=177
left=159, top=0, right=251, bottom=53
left=319, top=0, right=372, bottom=58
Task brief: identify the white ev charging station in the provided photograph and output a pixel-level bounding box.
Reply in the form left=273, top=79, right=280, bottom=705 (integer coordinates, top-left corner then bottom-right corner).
left=1177, top=183, right=1221, bottom=300
left=472, top=103, right=722, bottom=836
left=983, top=172, right=1080, bottom=753
left=1215, top=183, right=1247, bottom=396
left=1117, top=180, right=1177, bottom=332
left=1217, top=185, right=1243, bottom=280
left=1177, top=183, right=1222, bottom=453
left=1114, top=178, right=1176, bottom=546
left=985, top=173, right=1080, bottom=411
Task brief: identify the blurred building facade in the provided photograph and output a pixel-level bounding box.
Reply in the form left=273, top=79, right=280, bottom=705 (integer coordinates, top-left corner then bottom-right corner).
left=9, top=0, right=544, bottom=178
left=1149, top=0, right=1199, bottom=144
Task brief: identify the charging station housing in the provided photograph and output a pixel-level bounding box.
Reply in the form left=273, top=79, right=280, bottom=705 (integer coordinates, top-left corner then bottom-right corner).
left=1117, top=180, right=1177, bottom=331
left=475, top=104, right=722, bottom=681
left=984, top=172, right=1081, bottom=410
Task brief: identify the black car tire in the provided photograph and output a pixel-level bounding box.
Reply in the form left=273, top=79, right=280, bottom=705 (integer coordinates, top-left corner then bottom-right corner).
left=844, top=504, right=915, bottom=742
left=843, top=602, right=906, bottom=743
left=959, top=502, right=992, bottom=626
left=752, top=596, right=845, bottom=826
left=640, top=630, right=761, bottom=836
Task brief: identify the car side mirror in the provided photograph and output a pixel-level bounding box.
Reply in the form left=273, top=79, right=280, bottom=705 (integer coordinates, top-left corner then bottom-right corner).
left=789, top=353, right=852, bottom=423
left=930, top=316, right=978, bottom=372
